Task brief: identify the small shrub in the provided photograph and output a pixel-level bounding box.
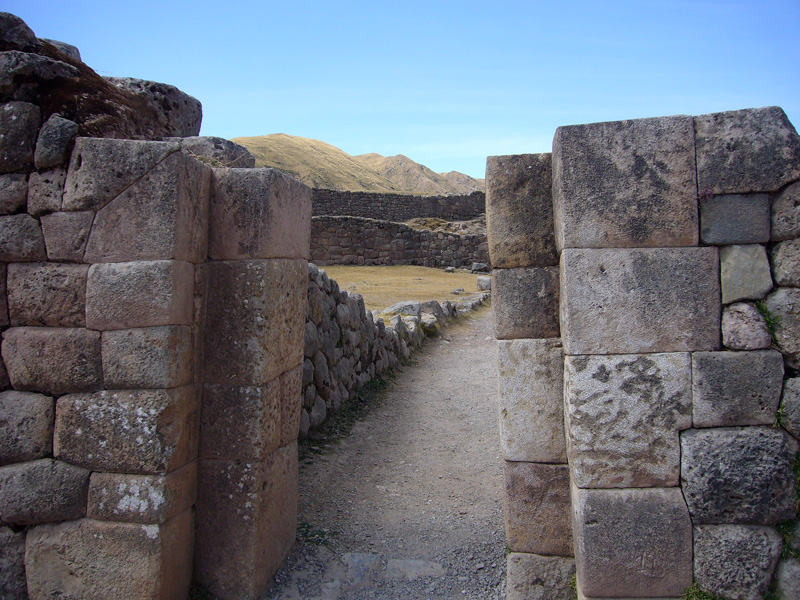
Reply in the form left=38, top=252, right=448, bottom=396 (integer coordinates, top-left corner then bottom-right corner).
left=755, top=300, right=780, bottom=343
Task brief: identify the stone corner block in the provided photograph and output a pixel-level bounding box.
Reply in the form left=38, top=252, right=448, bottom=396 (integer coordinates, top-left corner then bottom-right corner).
left=492, top=267, right=559, bottom=340
left=506, top=552, right=576, bottom=600
left=0, top=390, right=54, bottom=465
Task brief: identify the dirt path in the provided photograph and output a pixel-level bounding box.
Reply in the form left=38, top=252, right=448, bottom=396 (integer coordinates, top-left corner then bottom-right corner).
left=264, top=307, right=505, bottom=600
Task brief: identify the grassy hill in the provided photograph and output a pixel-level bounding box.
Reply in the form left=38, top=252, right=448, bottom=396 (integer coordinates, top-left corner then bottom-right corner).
left=233, top=134, right=485, bottom=195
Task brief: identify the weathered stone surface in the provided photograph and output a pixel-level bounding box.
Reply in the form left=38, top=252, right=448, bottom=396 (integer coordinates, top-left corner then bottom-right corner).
left=0, top=263, right=6, bottom=328
left=2, top=327, right=101, bottom=394
left=497, top=339, right=565, bottom=462
left=25, top=512, right=193, bottom=600
left=720, top=244, right=773, bottom=303
left=384, top=300, right=422, bottom=317
left=0, top=458, right=88, bottom=525
left=0, top=50, right=78, bottom=103
left=0, top=101, right=40, bottom=172
left=280, top=365, right=303, bottom=447
left=0, top=214, right=46, bottom=261
left=572, top=486, right=692, bottom=598
left=765, top=288, right=800, bottom=368
left=8, top=262, right=88, bottom=327
left=476, top=275, right=491, bottom=290
left=0, top=12, right=39, bottom=51
left=40, top=39, right=81, bottom=61
left=553, top=115, right=697, bottom=250
left=0, top=173, right=26, bottom=214
left=692, top=351, right=784, bottom=427
left=694, top=525, right=782, bottom=600
left=86, top=260, right=194, bottom=330
left=27, top=166, right=66, bottom=215
left=54, top=386, right=199, bottom=474
left=772, top=181, right=800, bottom=242
left=209, top=168, right=311, bottom=261
left=87, top=462, right=196, bottom=524
left=782, top=378, right=800, bottom=439
left=560, top=248, right=720, bottom=355
left=63, top=138, right=181, bottom=212
left=203, top=259, right=306, bottom=386
left=565, top=353, right=691, bottom=488
left=681, top=427, right=798, bottom=525
left=176, top=136, right=255, bottom=168
left=0, top=526, right=26, bottom=600
left=722, top=302, right=772, bottom=350
left=504, top=462, right=572, bottom=556
left=775, top=559, right=800, bottom=600
left=700, top=193, right=770, bottom=245
left=35, top=114, right=78, bottom=169
left=106, top=77, right=202, bottom=137
left=0, top=390, right=53, bottom=465
left=40, top=210, right=93, bottom=261
left=493, top=267, right=559, bottom=340
left=195, top=444, right=298, bottom=600
left=506, top=553, right=576, bottom=600
left=695, top=107, right=800, bottom=194
left=486, top=153, right=558, bottom=268
left=102, top=326, right=192, bottom=389
left=771, top=238, right=800, bottom=287
left=84, top=151, right=210, bottom=263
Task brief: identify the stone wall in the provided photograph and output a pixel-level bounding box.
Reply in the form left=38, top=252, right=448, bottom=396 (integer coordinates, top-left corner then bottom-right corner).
left=311, top=215, right=489, bottom=268
left=488, top=107, right=800, bottom=600
left=312, top=188, right=485, bottom=222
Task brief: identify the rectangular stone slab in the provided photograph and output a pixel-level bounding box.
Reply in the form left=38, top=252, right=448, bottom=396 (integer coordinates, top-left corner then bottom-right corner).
left=560, top=247, right=720, bottom=355
left=506, top=553, right=575, bottom=600
left=492, top=266, right=559, bottom=340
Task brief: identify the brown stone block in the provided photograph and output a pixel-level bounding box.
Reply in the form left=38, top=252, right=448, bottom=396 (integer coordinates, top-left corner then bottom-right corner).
left=25, top=512, right=193, bottom=600
left=0, top=390, right=53, bottom=465
left=102, top=326, right=192, bottom=389
left=2, top=327, right=102, bottom=395
left=492, top=266, right=559, bottom=340
left=86, top=260, right=194, bottom=330
left=8, top=262, right=89, bottom=327
left=87, top=462, right=197, bottom=524
left=209, top=167, right=312, bottom=260
left=54, top=386, right=199, bottom=474
left=0, top=214, right=46, bottom=262
left=84, top=151, right=210, bottom=263
left=0, top=526, right=26, bottom=600
left=40, top=211, right=94, bottom=262
left=504, top=462, right=572, bottom=556
left=203, top=259, right=306, bottom=385
left=506, top=552, right=576, bottom=600
left=280, top=365, right=303, bottom=447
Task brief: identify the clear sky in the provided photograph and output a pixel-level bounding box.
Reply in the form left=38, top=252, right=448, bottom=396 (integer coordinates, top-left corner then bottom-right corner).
left=7, top=1, right=800, bottom=179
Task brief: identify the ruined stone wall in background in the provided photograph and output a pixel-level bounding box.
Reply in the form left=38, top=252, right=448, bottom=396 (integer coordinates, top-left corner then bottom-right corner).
left=312, top=188, right=485, bottom=222
left=488, top=107, right=800, bottom=600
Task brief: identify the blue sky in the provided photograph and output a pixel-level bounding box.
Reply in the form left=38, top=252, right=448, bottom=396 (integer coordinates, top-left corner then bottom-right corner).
left=7, top=1, right=800, bottom=178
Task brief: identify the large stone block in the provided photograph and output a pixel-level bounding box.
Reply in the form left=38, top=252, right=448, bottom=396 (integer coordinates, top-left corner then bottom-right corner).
left=695, top=106, right=800, bottom=194
left=720, top=244, right=773, bottom=303
left=497, top=339, right=565, bottom=462
left=27, top=167, right=66, bottom=216
left=553, top=115, right=697, bottom=250
left=62, top=138, right=181, bottom=212
left=486, top=153, right=558, bottom=268
left=2, top=327, right=102, bottom=395
left=86, top=260, right=194, bottom=330
left=0, top=173, right=27, bottom=214
left=40, top=211, right=93, bottom=262
left=572, top=486, right=692, bottom=598
left=0, top=458, right=89, bottom=525
left=694, top=525, right=782, bottom=600
left=87, top=462, right=196, bottom=524
left=565, top=353, right=691, bottom=488
left=34, top=114, right=79, bottom=170
left=195, top=444, right=298, bottom=600
left=102, top=326, right=192, bottom=389
left=765, top=287, right=800, bottom=368
left=54, top=386, right=199, bottom=474
left=0, top=101, right=40, bottom=173
left=25, top=512, right=193, bottom=600
left=692, top=351, right=784, bottom=427
left=560, top=248, right=720, bottom=355
left=0, top=390, right=53, bottom=465
left=506, top=553, right=576, bottom=600
left=84, top=151, right=210, bottom=263
left=0, top=527, right=26, bottom=600
left=209, top=167, right=311, bottom=260
left=771, top=238, right=800, bottom=287
left=772, top=181, right=800, bottom=242
left=681, top=427, right=798, bottom=525
left=0, top=214, right=46, bottom=261
left=504, top=462, right=572, bottom=556
left=106, top=77, right=202, bottom=137
left=203, top=259, right=306, bottom=386
left=280, top=365, right=303, bottom=447
left=492, top=267, right=559, bottom=340
left=699, top=193, right=771, bottom=245
left=721, top=302, right=771, bottom=350
left=7, top=262, right=89, bottom=327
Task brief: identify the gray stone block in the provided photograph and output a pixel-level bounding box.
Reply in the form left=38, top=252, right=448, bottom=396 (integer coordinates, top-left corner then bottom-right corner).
left=486, top=153, right=558, bottom=268
left=0, top=526, right=26, bottom=600
left=280, top=365, right=303, bottom=447
left=692, top=350, right=784, bottom=427
left=572, top=486, right=692, bottom=598
left=694, top=525, right=782, bottom=600
left=0, top=214, right=46, bottom=261
left=106, top=77, right=202, bottom=137
left=0, top=458, right=89, bottom=525
left=772, top=181, right=800, bottom=242
left=27, top=166, right=66, bottom=215
left=721, top=302, right=771, bottom=350
left=176, top=136, right=256, bottom=168
left=695, top=107, right=800, bottom=194
left=497, top=339, right=565, bottom=463
left=0, top=13, right=38, bottom=50
left=102, top=326, right=192, bottom=389
left=720, top=244, right=773, bottom=303
left=0, top=101, right=40, bottom=173
left=565, top=353, right=691, bottom=488
left=771, top=238, right=800, bottom=287
left=40, top=211, right=93, bottom=262
left=7, top=262, right=89, bottom=327
left=0, top=391, right=53, bottom=465
left=0, top=173, right=27, bottom=214
left=681, top=427, right=798, bottom=525
left=782, top=378, right=800, bottom=439
left=35, top=114, right=79, bottom=170
left=765, top=287, right=800, bottom=368
left=506, top=553, right=576, bottom=600
left=492, top=267, right=559, bottom=340
left=504, top=462, right=572, bottom=556
left=560, top=248, right=720, bottom=355
left=775, top=558, right=800, bottom=600
left=699, top=193, right=770, bottom=244
left=553, top=115, right=697, bottom=250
